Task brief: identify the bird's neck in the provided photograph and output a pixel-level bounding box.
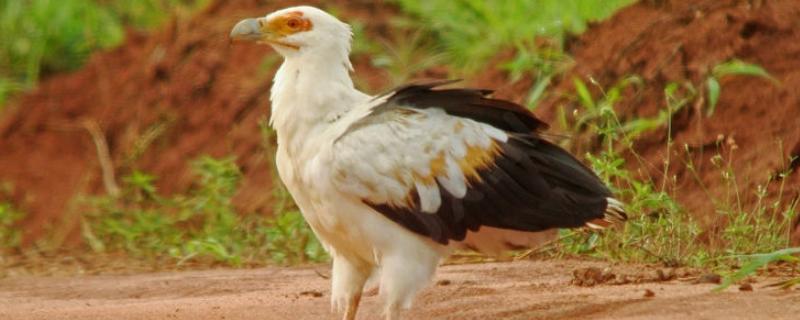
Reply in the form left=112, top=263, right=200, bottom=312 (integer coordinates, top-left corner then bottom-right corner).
left=269, top=53, right=367, bottom=157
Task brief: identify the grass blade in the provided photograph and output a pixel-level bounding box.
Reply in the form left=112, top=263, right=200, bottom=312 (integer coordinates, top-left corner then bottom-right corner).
left=715, top=247, right=800, bottom=291
left=712, top=59, right=777, bottom=83
left=706, top=76, right=721, bottom=116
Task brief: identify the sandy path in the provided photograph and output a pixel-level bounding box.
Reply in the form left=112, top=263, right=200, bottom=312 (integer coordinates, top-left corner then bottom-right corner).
left=1, top=259, right=799, bottom=320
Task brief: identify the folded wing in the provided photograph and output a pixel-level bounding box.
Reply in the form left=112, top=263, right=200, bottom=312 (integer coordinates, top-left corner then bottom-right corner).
left=330, top=81, right=626, bottom=245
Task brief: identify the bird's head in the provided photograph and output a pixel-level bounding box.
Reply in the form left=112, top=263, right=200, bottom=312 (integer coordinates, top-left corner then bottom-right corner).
left=230, top=6, right=352, bottom=59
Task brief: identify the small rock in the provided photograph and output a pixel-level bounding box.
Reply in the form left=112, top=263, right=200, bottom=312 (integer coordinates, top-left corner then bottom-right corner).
left=694, top=273, right=722, bottom=284
left=675, top=268, right=692, bottom=278
left=643, top=289, right=656, bottom=298
left=572, top=267, right=616, bottom=287
left=601, top=267, right=616, bottom=281
left=611, top=275, right=631, bottom=285
left=650, top=269, right=676, bottom=282
left=299, top=290, right=324, bottom=298
left=661, top=268, right=676, bottom=281
left=437, top=279, right=452, bottom=286
left=739, top=283, right=753, bottom=291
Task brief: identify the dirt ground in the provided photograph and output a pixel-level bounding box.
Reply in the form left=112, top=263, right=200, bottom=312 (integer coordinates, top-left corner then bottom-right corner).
left=1, top=259, right=799, bottom=320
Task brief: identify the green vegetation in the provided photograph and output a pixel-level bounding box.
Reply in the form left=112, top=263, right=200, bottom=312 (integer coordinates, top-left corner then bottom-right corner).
left=546, top=70, right=797, bottom=270
left=81, top=154, right=325, bottom=266
left=77, top=118, right=327, bottom=267
left=391, top=0, right=635, bottom=111
left=0, top=0, right=208, bottom=108
left=393, top=0, right=636, bottom=72
left=716, top=247, right=800, bottom=291
left=550, top=76, right=703, bottom=266
left=0, top=200, right=24, bottom=250
left=704, top=59, right=777, bottom=116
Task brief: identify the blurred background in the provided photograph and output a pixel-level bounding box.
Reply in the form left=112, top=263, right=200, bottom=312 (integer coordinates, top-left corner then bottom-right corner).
left=0, top=0, right=798, bottom=274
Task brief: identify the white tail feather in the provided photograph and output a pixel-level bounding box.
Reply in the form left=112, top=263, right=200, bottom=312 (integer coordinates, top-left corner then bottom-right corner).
left=584, top=197, right=628, bottom=229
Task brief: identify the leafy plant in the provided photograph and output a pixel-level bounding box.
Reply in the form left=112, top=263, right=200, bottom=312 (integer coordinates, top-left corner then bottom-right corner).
left=0, top=0, right=208, bottom=109
left=0, top=0, right=124, bottom=107
left=262, top=211, right=327, bottom=265
left=0, top=201, right=25, bottom=250
left=81, top=153, right=327, bottom=267
left=704, top=59, right=776, bottom=116
left=552, top=76, right=703, bottom=266
left=393, top=0, right=636, bottom=72
left=99, top=0, right=211, bottom=29
left=550, top=74, right=796, bottom=268
left=716, top=247, right=800, bottom=291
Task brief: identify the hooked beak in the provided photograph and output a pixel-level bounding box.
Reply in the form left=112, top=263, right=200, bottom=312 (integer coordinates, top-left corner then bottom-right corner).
left=230, top=18, right=263, bottom=42
left=229, top=18, right=299, bottom=50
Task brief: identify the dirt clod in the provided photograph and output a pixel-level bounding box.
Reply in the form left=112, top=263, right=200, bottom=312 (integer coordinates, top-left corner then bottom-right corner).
left=643, top=289, right=656, bottom=298
left=739, top=283, right=754, bottom=291
left=694, top=273, right=722, bottom=284
left=572, top=267, right=617, bottom=287
left=436, top=279, right=452, bottom=286
left=653, top=269, right=677, bottom=282
left=299, top=290, right=323, bottom=298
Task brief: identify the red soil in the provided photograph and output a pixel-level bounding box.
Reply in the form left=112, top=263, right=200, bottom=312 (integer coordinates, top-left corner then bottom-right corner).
left=536, top=0, right=800, bottom=235
left=1, top=0, right=799, bottom=244
left=0, top=0, right=396, bottom=244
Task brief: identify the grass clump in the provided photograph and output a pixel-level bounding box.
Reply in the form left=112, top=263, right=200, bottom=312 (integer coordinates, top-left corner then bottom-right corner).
left=82, top=155, right=326, bottom=266
left=551, top=76, right=704, bottom=267
left=716, top=247, right=800, bottom=291
left=0, top=0, right=124, bottom=106
left=393, top=0, right=636, bottom=72
left=0, top=0, right=208, bottom=109
left=549, top=70, right=797, bottom=269
left=0, top=200, right=24, bottom=250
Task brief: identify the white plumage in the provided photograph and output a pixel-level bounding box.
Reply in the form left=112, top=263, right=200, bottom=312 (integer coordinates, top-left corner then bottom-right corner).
left=230, top=6, right=626, bottom=320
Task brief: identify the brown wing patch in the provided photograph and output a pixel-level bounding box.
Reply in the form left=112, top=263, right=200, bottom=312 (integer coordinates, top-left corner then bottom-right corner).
left=459, top=141, right=501, bottom=183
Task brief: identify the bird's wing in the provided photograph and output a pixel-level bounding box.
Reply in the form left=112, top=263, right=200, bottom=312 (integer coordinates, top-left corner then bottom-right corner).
left=329, top=81, right=626, bottom=245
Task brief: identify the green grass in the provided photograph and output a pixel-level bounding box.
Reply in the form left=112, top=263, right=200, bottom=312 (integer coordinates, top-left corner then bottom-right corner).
left=716, top=247, right=800, bottom=291
left=80, top=153, right=325, bottom=267
left=0, top=200, right=24, bottom=250
left=0, top=0, right=208, bottom=109
left=0, top=0, right=123, bottom=107
left=393, top=0, right=636, bottom=73
left=546, top=69, right=798, bottom=270
left=704, top=59, right=777, bottom=116
left=76, top=117, right=328, bottom=267
left=548, top=76, right=704, bottom=266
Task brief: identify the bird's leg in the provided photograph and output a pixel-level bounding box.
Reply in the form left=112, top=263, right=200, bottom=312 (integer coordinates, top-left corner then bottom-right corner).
left=343, top=292, right=362, bottom=320
left=331, top=256, right=369, bottom=320
left=379, top=253, right=439, bottom=320
left=384, top=302, right=403, bottom=320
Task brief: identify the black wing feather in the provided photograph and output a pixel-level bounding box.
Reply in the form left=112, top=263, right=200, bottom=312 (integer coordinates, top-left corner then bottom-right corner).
left=372, top=80, right=549, bottom=133
left=364, top=81, right=623, bottom=245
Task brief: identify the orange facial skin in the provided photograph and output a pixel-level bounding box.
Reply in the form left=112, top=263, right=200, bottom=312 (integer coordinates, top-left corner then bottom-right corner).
left=266, top=11, right=313, bottom=37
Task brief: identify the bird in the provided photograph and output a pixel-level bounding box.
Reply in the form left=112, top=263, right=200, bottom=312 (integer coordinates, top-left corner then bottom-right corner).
left=230, top=6, right=626, bottom=320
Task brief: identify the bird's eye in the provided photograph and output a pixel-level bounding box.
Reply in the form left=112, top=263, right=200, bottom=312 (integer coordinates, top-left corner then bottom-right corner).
left=287, top=18, right=300, bottom=29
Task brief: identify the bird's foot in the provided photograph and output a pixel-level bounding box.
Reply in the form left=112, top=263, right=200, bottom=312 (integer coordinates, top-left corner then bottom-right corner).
left=332, top=292, right=362, bottom=320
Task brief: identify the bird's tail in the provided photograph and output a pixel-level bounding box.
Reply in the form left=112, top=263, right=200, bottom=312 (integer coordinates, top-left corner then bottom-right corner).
left=585, top=197, right=628, bottom=229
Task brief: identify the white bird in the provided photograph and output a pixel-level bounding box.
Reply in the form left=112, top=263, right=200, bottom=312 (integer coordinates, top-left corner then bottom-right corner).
left=230, top=6, right=626, bottom=320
